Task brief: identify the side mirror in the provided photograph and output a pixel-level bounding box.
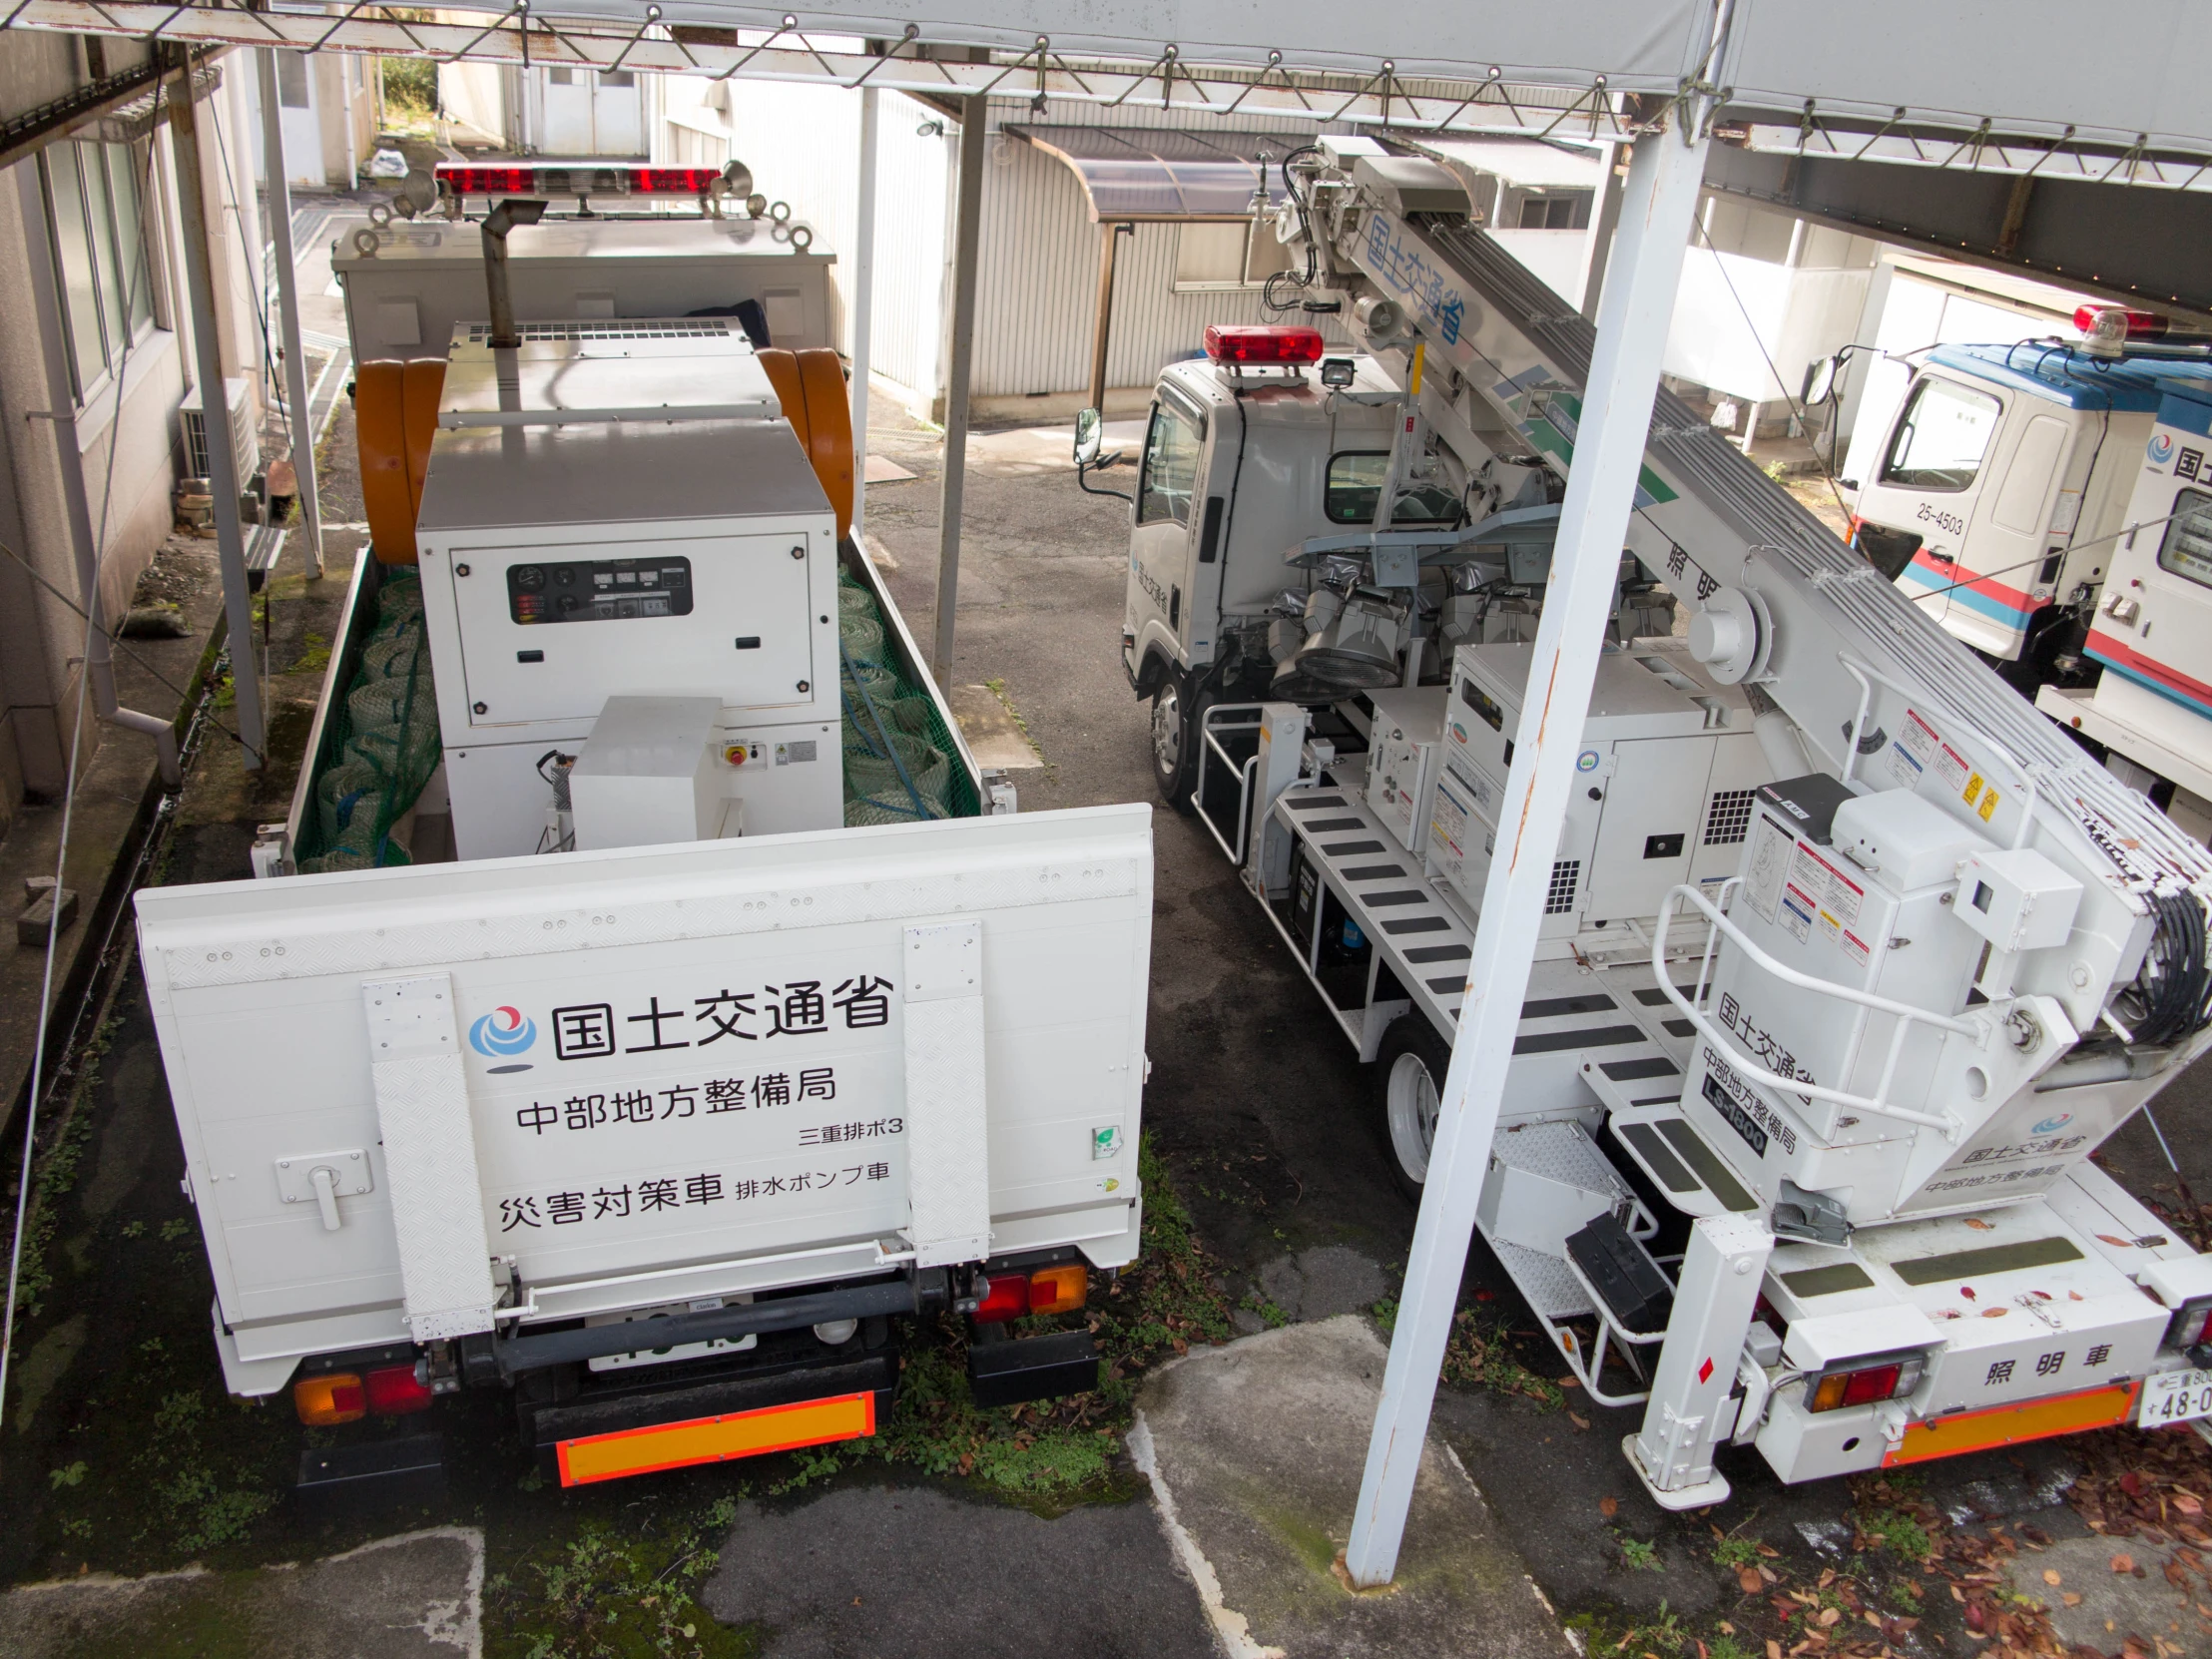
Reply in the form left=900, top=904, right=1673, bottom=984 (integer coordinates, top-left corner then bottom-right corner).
left=1802, top=354, right=1840, bottom=406
left=1074, top=407, right=1104, bottom=468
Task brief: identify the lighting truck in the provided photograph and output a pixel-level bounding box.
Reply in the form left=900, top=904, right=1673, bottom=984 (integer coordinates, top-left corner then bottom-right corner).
left=1099, top=136, right=2212, bottom=1504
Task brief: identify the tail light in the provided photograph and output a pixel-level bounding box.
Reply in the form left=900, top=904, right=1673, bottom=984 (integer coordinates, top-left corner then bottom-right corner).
left=294, top=1372, right=366, bottom=1425
left=1808, top=1353, right=1925, bottom=1412
left=2163, top=1298, right=2212, bottom=1350
left=973, top=1264, right=1091, bottom=1324
left=974, top=1272, right=1029, bottom=1324
left=365, top=1363, right=436, bottom=1414
left=1027, top=1265, right=1088, bottom=1317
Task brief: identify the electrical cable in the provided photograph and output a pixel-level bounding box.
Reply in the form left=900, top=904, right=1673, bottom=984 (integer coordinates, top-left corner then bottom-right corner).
left=1, top=76, right=172, bottom=1446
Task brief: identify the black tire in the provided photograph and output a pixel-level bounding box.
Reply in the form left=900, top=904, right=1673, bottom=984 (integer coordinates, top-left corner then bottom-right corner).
left=1149, top=675, right=1203, bottom=811
left=1373, top=1014, right=1451, bottom=1202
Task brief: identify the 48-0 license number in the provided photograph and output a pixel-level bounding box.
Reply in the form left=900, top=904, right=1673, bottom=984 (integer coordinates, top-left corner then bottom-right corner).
left=2139, top=1370, right=2212, bottom=1426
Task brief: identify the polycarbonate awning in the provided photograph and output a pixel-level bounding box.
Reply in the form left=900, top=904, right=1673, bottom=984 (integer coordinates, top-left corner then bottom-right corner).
left=1005, top=126, right=1314, bottom=222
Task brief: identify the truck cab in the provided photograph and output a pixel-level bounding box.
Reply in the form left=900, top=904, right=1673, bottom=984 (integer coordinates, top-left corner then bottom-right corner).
left=1851, top=336, right=2212, bottom=836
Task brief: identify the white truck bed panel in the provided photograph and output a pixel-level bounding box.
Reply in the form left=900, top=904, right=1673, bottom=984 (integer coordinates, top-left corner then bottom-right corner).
left=138, top=806, right=1153, bottom=1371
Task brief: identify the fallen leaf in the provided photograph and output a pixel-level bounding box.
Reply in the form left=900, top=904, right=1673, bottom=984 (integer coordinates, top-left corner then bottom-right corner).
left=2099, top=1234, right=2132, bottom=1247
left=1766, top=1644, right=1783, bottom=1659
left=1961, top=1286, right=1978, bottom=1300
left=1717, top=1623, right=1734, bottom=1636
left=2063, top=1593, right=2082, bottom=1607
left=1559, top=1375, right=1579, bottom=1387
left=2113, top=1554, right=2137, bottom=1574
left=1741, top=1567, right=1766, bottom=1594
left=1758, top=1543, right=1782, bottom=1557
left=1983, top=1308, right=2009, bottom=1318
left=2071, top=1291, right=2085, bottom=1301
left=1760, top=1565, right=1780, bottom=1585
left=2044, top=1570, right=2062, bottom=1586
left=1965, top=1218, right=1993, bottom=1230
left=1570, top=1411, right=1591, bottom=1430
left=2178, top=1494, right=2205, bottom=1516
left=1818, top=1607, right=1843, bottom=1627
left=1600, top=1496, right=1620, bottom=1518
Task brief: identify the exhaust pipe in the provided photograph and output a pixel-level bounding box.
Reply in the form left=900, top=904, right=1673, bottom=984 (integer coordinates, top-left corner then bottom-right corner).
left=479, top=198, right=547, bottom=349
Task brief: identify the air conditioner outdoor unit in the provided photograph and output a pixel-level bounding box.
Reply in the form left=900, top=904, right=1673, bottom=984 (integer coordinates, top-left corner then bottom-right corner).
left=178, top=375, right=258, bottom=487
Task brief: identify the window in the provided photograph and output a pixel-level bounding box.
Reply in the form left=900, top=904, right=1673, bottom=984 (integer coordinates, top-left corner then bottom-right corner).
left=43, top=140, right=156, bottom=400
left=1324, top=452, right=1459, bottom=526
left=548, top=66, right=575, bottom=85
left=2157, top=487, right=2212, bottom=588
left=600, top=70, right=636, bottom=89
left=1137, top=402, right=1203, bottom=526
left=1170, top=221, right=1292, bottom=291
left=1880, top=375, right=2002, bottom=493
left=1515, top=191, right=1590, bottom=230
left=276, top=50, right=309, bottom=108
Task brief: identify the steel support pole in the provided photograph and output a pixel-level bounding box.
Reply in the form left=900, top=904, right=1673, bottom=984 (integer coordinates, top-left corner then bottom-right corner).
left=849, top=86, right=878, bottom=538
left=257, top=49, right=323, bottom=579
left=1342, top=115, right=1713, bottom=1589
left=1579, top=142, right=1627, bottom=321
left=1086, top=220, right=1133, bottom=415
left=168, top=55, right=267, bottom=768
left=929, top=94, right=986, bottom=684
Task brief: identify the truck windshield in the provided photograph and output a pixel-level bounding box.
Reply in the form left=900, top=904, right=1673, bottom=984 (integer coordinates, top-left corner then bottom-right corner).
left=1137, top=403, right=1203, bottom=526
left=2157, top=486, right=2212, bottom=588
left=1881, top=376, right=2001, bottom=493
left=1326, top=452, right=1460, bottom=525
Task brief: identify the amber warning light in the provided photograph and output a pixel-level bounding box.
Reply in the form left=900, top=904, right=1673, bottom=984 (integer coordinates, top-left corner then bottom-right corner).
left=1204, top=324, right=1326, bottom=365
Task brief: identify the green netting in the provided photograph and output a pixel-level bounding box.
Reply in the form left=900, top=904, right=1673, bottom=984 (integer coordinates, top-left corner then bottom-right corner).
left=835, top=564, right=978, bottom=825
left=295, top=567, right=444, bottom=873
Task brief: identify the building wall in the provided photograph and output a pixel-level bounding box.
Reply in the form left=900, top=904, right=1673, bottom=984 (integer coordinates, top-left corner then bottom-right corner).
left=0, top=42, right=263, bottom=830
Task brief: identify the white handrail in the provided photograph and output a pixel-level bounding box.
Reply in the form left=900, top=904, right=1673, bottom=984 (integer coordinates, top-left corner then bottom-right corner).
left=1652, top=883, right=1977, bottom=1134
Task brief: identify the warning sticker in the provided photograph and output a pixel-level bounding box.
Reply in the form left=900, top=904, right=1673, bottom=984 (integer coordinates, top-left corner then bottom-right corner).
left=1791, top=840, right=1865, bottom=925
left=1842, top=928, right=1873, bottom=967
left=1781, top=882, right=1816, bottom=943
left=1745, top=815, right=1792, bottom=922
left=1889, top=740, right=1926, bottom=793
left=1935, top=742, right=1971, bottom=795
left=1901, top=709, right=1941, bottom=771
left=1962, top=771, right=1984, bottom=809
left=1429, top=782, right=1468, bottom=860
left=1817, top=907, right=1843, bottom=943
left=1978, top=786, right=2000, bottom=823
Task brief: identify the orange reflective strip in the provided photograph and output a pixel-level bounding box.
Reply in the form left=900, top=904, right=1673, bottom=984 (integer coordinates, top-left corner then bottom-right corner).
left=555, top=1390, right=875, bottom=1486
left=1884, top=1381, right=2140, bottom=1467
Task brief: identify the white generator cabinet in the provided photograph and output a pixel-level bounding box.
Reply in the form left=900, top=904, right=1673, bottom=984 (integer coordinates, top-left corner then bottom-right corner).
left=137, top=806, right=1153, bottom=1396
left=571, top=696, right=725, bottom=849
left=413, top=322, right=844, bottom=858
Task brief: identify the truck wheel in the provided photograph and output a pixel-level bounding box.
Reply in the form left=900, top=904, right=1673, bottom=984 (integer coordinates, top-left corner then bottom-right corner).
left=1374, top=1015, right=1449, bottom=1201
left=1150, top=677, right=1202, bottom=811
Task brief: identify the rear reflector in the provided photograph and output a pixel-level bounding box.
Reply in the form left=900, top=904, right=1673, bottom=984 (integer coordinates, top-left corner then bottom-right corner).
left=365, top=1363, right=436, bottom=1415
left=1886, top=1381, right=2139, bottom=1466
left=1027, top=1264, right=1088, bottom=1317
left=556, top=1391, right=875, bottom=1486
left=294, top=1372, right=366, bottom=1426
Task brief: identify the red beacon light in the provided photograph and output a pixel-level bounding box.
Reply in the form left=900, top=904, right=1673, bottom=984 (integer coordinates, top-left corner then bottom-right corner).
left=1204, top=324, right=1326, bottom=367
left=435, top=163, right=726, bottom=199
left=2074, top=303, right=2174, bottom=360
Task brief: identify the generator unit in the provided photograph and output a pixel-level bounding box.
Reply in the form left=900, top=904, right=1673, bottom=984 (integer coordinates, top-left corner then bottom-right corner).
left=1364, top=686, right=1446, bottom=854
left=411, top=321, right=845, bottom=859
left=1427, top=640, right=1767, bottom=935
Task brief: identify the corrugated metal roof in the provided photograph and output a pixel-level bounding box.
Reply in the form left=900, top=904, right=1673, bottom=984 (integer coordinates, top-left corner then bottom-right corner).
left=1006, top=125, right=1314, bottom=221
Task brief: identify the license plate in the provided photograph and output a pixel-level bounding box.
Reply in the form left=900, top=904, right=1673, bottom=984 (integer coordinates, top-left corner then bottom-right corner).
left=2138, top=1369, right=2212, bottom=1427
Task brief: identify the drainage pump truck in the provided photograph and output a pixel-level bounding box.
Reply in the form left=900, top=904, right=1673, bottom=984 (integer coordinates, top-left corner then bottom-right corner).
left=135, top=165, right=1153, bottom=1497
left=1102, top=136, right=2212, bottom=1506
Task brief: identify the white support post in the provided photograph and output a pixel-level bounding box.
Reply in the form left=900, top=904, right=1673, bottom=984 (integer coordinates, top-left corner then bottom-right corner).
left=169, top=55, right=268, bottom=769
left=1343, top=114, right=1716, bottom=1589
left=1627, top=1213, right=1774, bottom=1508
left=849, top=86, right=879, bottom=539
left=930, top=94, right=987, bottom=684
left=257, top=49, right=324, bottom=579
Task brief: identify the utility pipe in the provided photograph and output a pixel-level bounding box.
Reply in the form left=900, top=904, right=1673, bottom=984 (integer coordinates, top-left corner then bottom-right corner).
left=1087, top=220, right=1133, bottom=416
left=929, top=94, right=986, bottom=683
left=13, top=164, right=182, bottom=788
left=166, top=50, right=267, bottom=770
left=256, top=48, right=324, bottom=578
left=849, top=86, right=878, bottom=538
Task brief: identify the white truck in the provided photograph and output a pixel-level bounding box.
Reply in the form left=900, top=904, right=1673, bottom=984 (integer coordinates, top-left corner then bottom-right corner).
left=1104, top=135, right=2212, bottom=1503
left=139, top=172, right=1153, bottom=1495
left=1844, top=328, right=2212, bottom=840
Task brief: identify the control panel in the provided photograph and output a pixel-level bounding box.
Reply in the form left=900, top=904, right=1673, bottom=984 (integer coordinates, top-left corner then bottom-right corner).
left=508, top=556, right=695, bottom=624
